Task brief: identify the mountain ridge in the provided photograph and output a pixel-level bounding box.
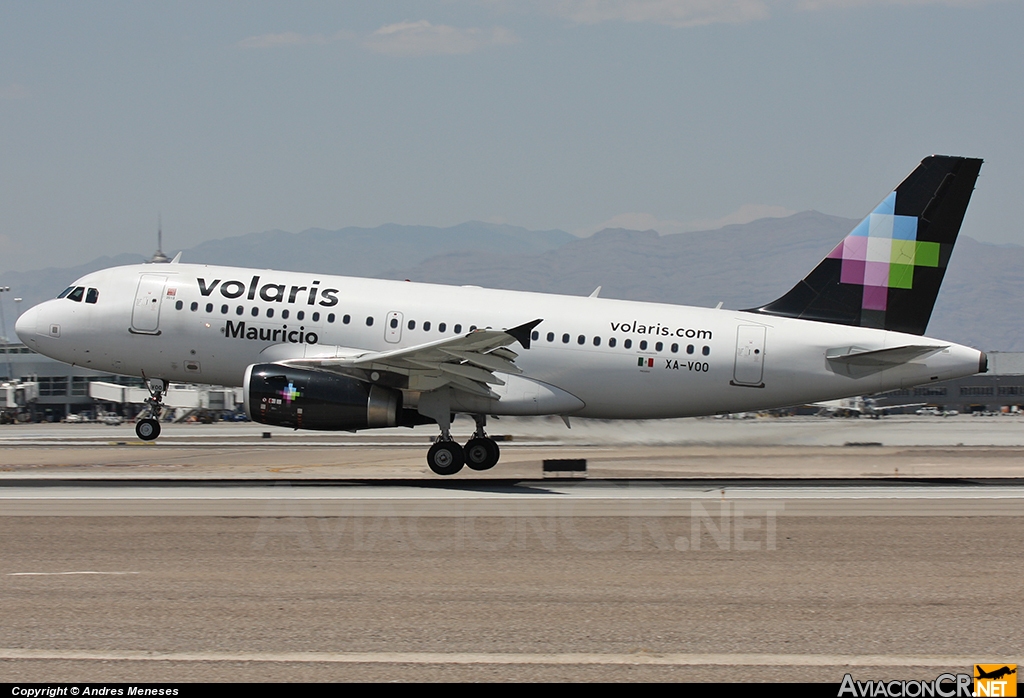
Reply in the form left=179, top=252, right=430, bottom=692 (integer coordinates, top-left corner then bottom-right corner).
left=2, top=214, right=1020, bottom=351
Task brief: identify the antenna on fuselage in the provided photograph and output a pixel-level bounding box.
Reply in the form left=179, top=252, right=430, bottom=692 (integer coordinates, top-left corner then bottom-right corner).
left=149, top=214, right=170, bottom=263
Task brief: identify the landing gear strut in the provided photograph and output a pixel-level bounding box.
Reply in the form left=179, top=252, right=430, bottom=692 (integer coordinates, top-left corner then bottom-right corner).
left=135, top=374, right=164, bottom=442
left=425, top=414, right=502, bottom=475
left=419, top=392, right=502, bottom=476
left=464, top=414, right=500, bottom=471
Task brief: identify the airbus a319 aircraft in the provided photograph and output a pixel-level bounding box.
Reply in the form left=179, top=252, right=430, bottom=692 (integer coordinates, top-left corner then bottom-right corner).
left=16, top=156, right=986, bottom=475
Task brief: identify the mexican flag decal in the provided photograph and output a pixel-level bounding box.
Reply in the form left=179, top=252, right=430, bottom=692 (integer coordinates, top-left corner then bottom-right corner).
left=637, top=357, right=654, bottom=368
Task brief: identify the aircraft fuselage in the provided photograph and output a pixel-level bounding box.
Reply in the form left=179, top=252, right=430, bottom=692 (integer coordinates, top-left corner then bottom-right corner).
left=15, top=262, right=985, bottom=419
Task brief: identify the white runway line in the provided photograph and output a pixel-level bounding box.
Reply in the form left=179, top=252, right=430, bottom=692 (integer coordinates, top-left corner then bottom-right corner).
left=0, top=649, right=1012, bottom=666
left=4, top=481, right=1024, bottom=516
left=6, top=571, right=141, bottom=576
left=0, top=440, right=559, bottom=447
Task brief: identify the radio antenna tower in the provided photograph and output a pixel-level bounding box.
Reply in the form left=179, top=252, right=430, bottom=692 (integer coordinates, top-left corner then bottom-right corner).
left=150, top=214, right=170, bottom=263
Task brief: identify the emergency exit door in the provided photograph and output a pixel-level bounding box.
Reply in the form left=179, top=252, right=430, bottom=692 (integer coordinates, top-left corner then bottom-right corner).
left=732, top=325, right=766, bottom=387
left=385, top=311, right=403, bottom=343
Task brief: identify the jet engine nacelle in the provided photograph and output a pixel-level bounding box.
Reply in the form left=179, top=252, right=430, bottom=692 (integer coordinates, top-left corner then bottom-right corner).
left=244, top=363, right=404, bottom=431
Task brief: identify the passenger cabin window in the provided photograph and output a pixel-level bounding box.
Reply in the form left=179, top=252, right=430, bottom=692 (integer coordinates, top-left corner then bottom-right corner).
left=366, top=316, right=374, bottom=326
left=267, top=308, right=274, bottom=318
left=423, top=321, right=430, bottom=331
left=206, top=303, right=213, bottom=313
left=624, top=339, right=632, bottom=349
left=408, top=320, right=416, bottom=330
left=343, top=314, right=350, bottom=324
left=438, top=322, right=447, bottom=332
left=454, top=324, right=462, bottom=333
left=531, top=331, right=539, bottom=341
left=609, top=338, right=617, bottom=348
left=282, top=309, right=290, bottom=319
left=175, top=300, right=183, bottom=310
left=546, top=332, right=554, bottom=342
left=190, top=301, right=198, bottom=312
left=86, top=288, right=99, bottom=304
left=639, top=340, right=648, bottom=350
left=312, top=312, right=320, bottom=322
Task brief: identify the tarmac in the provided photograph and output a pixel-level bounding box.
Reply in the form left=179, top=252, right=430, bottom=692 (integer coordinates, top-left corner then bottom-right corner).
left=2, top=413, right=1024, bottom=479
left=1, top=415, right=1022, bottom=682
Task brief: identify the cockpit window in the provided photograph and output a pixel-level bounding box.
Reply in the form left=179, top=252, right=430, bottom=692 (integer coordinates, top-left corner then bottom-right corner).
left=57, top=287, right=74, bottom=299
left=85, top=288, right=99, bottom=304
left=66, top=286, right=85, bottom=302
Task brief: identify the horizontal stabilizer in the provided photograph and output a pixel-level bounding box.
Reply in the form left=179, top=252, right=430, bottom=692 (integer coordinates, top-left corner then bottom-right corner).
left=826, top=345, right=946, bottom=367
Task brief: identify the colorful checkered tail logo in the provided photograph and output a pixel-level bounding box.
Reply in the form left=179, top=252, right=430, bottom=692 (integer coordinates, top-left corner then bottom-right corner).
left=748, top=155, right=982, bottom=335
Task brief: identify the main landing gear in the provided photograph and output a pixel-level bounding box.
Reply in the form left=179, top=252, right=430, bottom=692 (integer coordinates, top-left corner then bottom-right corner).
left=135, top=375, right=165, bottom=442
left=426, top=414, right=501, bottom=476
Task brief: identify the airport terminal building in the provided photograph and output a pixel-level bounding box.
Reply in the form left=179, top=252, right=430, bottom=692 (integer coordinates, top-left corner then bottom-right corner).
left=0, top=343, right=145, bottom=421
left=870, top=351, right=1024, bottom=414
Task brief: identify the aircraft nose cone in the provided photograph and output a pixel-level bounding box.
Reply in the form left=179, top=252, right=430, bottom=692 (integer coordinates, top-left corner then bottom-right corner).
left=15, top=305, right=38, bottom=343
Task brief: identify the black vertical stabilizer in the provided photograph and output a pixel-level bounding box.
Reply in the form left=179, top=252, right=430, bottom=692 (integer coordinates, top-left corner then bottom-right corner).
left=748, top=156, right=982, bottom=335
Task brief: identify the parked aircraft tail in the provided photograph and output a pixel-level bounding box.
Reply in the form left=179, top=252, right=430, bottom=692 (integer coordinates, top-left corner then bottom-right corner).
left=749, top=155, right=983, bottom=335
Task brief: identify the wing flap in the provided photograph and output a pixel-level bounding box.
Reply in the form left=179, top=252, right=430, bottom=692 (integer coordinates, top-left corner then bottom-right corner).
left=489, top=347, right=519, bottom=361
left=438, top=362, right=506, bottom=386
left=439, top=348, right=523, bottom=374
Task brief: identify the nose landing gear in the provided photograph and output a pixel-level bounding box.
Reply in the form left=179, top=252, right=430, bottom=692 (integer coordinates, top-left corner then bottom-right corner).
left=135, top=374, right=165, bottom=442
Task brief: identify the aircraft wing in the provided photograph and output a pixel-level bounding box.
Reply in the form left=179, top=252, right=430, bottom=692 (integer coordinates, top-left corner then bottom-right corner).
left=276, top=319, right=543, bottom=398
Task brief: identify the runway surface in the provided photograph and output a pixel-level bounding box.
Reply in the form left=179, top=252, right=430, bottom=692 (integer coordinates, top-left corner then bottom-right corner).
left=2, top=515, right=1021, bottom=682
left=1, top=418, right=1022, bottom=682
left=3, top=414, right=1024, bottom=479
left=2, top=478, right=1024, bottom=516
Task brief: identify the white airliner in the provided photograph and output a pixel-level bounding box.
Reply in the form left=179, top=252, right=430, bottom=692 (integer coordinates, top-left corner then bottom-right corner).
left=16, top=156, right=987, bottom=475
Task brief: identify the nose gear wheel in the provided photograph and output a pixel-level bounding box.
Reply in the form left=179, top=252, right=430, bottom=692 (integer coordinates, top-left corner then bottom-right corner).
left=135, top=418, right=161, bottom=441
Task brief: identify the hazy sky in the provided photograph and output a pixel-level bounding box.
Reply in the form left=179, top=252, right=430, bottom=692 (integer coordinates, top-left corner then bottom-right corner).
left=1, top=1, right=1021, bottom=273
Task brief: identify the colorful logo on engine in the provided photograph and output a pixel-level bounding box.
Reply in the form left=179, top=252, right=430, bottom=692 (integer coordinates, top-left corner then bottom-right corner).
left=279, top=382, right=302, bottom=404
left=826, top=191, right=941, bottom=312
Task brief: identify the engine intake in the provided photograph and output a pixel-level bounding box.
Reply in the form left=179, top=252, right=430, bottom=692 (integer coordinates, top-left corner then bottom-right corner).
left=244, top=364, right=402, bottom=431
